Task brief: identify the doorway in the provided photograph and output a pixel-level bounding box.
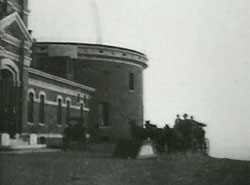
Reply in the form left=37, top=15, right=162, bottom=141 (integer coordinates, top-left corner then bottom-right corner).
left=0, top=69, right=17, bottom=136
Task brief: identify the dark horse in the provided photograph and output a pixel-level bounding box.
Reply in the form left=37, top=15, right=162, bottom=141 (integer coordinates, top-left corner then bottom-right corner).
left=128, top=121, right=172, bottom=153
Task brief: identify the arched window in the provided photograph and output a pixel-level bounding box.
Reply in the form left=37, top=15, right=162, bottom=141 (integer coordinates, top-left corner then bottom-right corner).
left=66, top=100, right=70, bottom=125
left=0, top=58, right=20, bottom=86
left=28, top=92, right=34, bottom=123
left=39, top=94, right=45, bottom=124
left=57, top=98, right=62, bottom=125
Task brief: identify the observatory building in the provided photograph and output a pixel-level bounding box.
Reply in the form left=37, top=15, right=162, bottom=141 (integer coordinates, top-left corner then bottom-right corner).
left=0, top=0, right=148, bottom=144
left=32, top=43, right=147, bottom=140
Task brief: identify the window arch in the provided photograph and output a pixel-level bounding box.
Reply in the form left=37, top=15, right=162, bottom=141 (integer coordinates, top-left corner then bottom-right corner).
left=56, top=95, right=63, bottom=102
left=27, top=89, right=35, bottom=96
left=65, top=97, right=71, bottom=104
left=39, top=91, right=46, bottom=100
left=0, top=58, right=20, bottom=86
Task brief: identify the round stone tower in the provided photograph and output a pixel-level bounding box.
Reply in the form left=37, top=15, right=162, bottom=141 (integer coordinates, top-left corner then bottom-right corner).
left=33, top=42, right=148, bottom=140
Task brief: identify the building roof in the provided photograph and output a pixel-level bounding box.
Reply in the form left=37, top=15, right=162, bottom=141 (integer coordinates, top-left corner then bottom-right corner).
left=28, top=68, right=96, bottom=92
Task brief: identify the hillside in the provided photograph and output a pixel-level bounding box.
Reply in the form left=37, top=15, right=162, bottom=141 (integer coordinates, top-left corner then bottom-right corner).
left=1, top=145, right=250, bottom=185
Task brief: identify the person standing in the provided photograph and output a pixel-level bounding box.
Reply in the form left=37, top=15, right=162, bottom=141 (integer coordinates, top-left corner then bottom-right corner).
left=174, top=114, right=181, bottom=129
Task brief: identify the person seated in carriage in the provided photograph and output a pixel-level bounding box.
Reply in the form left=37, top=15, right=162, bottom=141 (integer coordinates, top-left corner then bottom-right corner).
left=174, top=113, right=190, bottom=133
left=174, top=114, right=181, bottom=128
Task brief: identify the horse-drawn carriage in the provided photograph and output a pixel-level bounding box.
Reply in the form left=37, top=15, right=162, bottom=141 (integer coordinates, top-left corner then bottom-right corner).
left=63, top=117, right=86, bottom=149
left=128, top=116, right=209, bottom=155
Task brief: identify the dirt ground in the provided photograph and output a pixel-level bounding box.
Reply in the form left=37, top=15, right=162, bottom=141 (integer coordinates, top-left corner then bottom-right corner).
left=1, top=144, right=250, bottom=185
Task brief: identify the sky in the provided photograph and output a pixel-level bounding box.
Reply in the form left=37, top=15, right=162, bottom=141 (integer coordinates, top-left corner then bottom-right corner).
left=29, top=0, right=250, bottom=160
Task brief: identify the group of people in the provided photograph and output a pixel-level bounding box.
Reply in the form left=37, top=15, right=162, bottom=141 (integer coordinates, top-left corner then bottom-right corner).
left=174, top=113, right=206, bottom=129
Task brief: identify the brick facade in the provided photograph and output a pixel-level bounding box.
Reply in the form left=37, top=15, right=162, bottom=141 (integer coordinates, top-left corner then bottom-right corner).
left=23, top=68, right=94, bottom=136
left=33, top=43, right=148, bottom=140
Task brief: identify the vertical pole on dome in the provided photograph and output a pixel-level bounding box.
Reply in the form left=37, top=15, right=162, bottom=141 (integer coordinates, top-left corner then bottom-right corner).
left=90, top=0, right=102, bottom=44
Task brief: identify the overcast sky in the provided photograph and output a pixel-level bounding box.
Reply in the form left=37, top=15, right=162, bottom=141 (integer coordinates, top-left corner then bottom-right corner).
left=29, top=0, right=250, bottom=160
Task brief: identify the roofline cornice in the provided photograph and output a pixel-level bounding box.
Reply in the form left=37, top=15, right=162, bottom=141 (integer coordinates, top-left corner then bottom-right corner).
left=28, top=68, right=96, bottom=92
left=36, top=42, right=148, bottom=59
